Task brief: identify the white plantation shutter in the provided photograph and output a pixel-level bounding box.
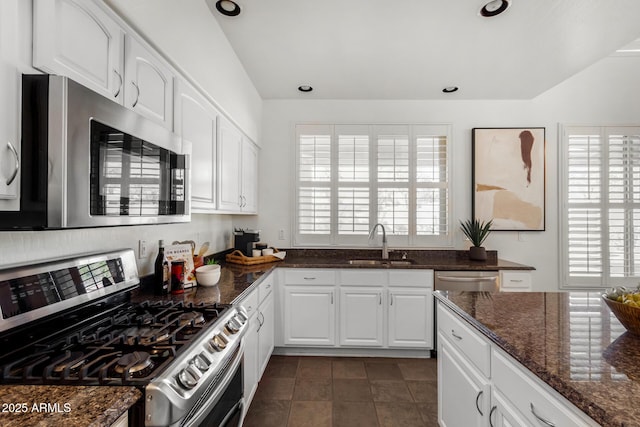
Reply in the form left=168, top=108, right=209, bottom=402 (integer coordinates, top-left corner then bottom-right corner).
left=295, top=124, right=451, bottom=246
left=562, top=126, right=640, bottom=287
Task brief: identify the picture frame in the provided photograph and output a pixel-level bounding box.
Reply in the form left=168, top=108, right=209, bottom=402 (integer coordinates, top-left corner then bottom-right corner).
left=472, top=127, right=546, bottom=231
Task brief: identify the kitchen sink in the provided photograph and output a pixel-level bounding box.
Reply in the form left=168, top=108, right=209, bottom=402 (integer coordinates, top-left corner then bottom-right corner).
left=348, top=259, right=414, bottom=266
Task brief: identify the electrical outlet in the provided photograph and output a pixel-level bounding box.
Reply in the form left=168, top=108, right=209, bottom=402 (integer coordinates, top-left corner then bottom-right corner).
left=278, top=229, right=285, bottom=240
left=138, top=240, right=149, bottom=258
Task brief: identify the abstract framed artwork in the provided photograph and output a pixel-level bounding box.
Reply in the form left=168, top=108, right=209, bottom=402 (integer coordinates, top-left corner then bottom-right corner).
left=472, top=127, right=545, bottom=231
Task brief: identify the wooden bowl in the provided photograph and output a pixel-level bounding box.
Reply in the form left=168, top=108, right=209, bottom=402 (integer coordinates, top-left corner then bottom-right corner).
left=602, top=295, right=640, bottom=336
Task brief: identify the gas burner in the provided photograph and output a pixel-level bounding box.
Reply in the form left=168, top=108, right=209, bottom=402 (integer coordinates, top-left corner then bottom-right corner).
left=124, top=326, right=170, bottom=346
left=51, top=352, right=87, bottom=375
left=114, top=351, right=154, bottom=377
left=135, top=311, right=155, bottom=325
left=177, top=326, right=202, bottom=341
left=178, top=312, right=206, bottom=327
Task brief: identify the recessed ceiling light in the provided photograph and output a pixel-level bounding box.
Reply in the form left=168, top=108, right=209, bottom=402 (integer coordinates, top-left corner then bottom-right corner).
left=215, top=0, right=241, bottom=17
left=442, top=86, right=459, bottom=93
left=298, top=85, right=313, bottom=93
left=479, top=0, right=511, bottom=17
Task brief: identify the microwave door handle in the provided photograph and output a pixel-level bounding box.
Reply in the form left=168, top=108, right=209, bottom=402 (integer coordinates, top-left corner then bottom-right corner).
left=131, top=81, right=140, bottom=108
left=6, top=141, right=19, bottom=186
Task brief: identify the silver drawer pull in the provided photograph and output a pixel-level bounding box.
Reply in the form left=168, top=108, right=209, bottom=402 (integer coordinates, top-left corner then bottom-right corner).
left=6, top=141, right=19, bottom=186
left=510, top=279, right=524, bottom=283
left=451, top=330, right=463, bottom=340
left=475, top=390, right=484, bottom=416
left=303, top=277, right=316, bottom=280
left=530, top=403, right=555, bottom=427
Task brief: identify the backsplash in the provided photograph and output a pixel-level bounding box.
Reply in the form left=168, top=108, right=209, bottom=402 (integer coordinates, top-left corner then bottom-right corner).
left=0, top=214, right=233, bottom=275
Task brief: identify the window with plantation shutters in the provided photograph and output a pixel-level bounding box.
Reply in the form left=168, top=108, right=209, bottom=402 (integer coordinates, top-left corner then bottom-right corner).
left=561, top=126, right=640, bottom=288
left=295, top=124, right=452, bottom=247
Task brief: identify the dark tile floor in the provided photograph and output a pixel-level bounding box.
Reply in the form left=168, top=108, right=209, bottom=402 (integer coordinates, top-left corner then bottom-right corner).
left=243, top=356, right=438, bottom=427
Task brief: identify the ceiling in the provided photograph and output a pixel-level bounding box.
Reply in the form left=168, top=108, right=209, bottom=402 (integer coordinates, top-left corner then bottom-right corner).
left=210, top=0, right=640, bottom=100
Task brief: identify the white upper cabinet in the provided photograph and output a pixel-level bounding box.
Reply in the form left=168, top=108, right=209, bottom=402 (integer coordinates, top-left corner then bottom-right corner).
left=217, top=115, right=258, bottom=214
left=33, top=0, right=174, bottom=130
left=123, top=35, right=173, bottom=129
left=174, top=79, right=218, bottom=210
left=33, top=0, right=124, bottom=102
left=0, top=0, right=20, bottom=202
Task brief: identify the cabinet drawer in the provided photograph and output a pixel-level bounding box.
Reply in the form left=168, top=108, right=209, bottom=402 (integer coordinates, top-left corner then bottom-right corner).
left=283, top=269, right=336, bottom=285
left=500, top=271, right=532, bottom=292
left=258, top=274, right=274, bottom=304
left=388, top=270, right=433, bottom=287
left=240, top=288, right=259, bottom=319
left=339, top=269, right=387, bottom=286
left=492, top=349, right=598, bottom=427
left=437, top=303, right=490, bottom=377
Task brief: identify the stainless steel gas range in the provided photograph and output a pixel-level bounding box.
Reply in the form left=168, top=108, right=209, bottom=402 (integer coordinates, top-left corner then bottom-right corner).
left=0, top=249, right=248, bottom=427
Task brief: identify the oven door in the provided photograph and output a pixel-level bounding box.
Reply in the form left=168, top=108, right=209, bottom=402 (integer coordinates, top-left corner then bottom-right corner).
left=179, top=342, right=244, bottom=427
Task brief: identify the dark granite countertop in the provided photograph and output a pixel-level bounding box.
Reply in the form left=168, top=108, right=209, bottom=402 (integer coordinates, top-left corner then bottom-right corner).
left=278, top=248, right=534, bottom=271
left=0, top=385, right=140, bottom=427
left=434, top=290, right=640, bottom=427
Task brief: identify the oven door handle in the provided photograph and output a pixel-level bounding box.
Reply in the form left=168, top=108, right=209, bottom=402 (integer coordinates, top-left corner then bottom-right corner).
left=181, top=339, right=245, bottom=427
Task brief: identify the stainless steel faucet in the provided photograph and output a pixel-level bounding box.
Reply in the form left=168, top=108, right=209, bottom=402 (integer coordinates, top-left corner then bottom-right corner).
left=369, top=223, right=389, bottom=259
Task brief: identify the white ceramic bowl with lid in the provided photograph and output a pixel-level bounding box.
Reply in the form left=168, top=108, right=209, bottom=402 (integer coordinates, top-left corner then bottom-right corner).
left=195, top=264, right=221, bottom=287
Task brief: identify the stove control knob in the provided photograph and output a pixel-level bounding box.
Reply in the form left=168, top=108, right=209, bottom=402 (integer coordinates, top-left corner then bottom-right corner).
left=209, top=333, right=228, bottom=352
left=177, top=368, right=198, bottom=389
left=194, top=353, right=211, bottom=371
left=225, top=320, right=240, bottom=334
left=236, top=307, right=249, bottom=322
left=234, top=312, right=247, bottom=325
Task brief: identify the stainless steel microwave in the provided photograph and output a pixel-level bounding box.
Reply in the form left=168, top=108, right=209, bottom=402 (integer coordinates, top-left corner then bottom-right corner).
left=0, top=75, right=190, bottom=230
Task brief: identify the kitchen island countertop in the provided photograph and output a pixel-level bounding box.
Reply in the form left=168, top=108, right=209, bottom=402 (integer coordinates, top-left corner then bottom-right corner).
left=435, top=290, right=640, bottom=427
left=0, top=385, right=141, bottom=427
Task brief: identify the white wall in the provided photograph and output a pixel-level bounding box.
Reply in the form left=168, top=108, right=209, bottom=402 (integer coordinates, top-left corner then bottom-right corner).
left=235, top=55, right=640, bottom=291
left=0, top=214, right=234, bottom=276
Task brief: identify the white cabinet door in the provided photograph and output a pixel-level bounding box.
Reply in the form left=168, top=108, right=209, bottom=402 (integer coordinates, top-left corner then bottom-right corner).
left=438, top=335, right=490, bottom=427
left=388, top=288, right=433, bottom=348
left=217, top=116, right=242, bottom=212
left=283, top=286, right=336, bottom=346
left=0, top=0, right=20, bottom=201
left=33, top=0, right=124, bottom=102
left=124, top=36, right=174, bottom=129
left=339, top=287, right=384, bottom=347
left=257, top=291, right=274, bottom=377
left=491, top=388, right=532, bottom=427
left=241, top=139, right=258, bottom=213
left=243, top=311, right=260, bottom=408
left=174, top=79, right=217, bottom=210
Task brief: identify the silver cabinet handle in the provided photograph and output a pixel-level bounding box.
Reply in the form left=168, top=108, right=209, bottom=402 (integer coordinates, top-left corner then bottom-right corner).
left=330, top=292, right=334, bottom=304
left=510, top=279, right=524, bottom=283
left=6, top=141, right=19, bottom=186
left=238, top=195, right=243, bottom=207
left=379, top=293, right=382, bottom=305
left=475, top=390, right=484, bottom=416
left=390, top=294, right=393, bottom=305
left=241, top=195, right=246, bottom=207
left=131, top=81, right=140, bottom=107
left=113, top=69, right=122, bottom=98
left=451, top=330, right=463, bottom=340
left=489, top=406, right=497, bottom=427
left=303, top=277, right=316, bottom=280
left=530, top=403, right=555, bottom=427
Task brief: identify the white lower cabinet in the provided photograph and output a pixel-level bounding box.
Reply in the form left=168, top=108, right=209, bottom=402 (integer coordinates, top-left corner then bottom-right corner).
left=240, top=273, right=275, bottom=418
left=339, top=287, right=384, bottom=347
left=280, top=268, right=433, bottom=350
left=388, top=288, right=432, bottom=348
left=438, top=334, right=490, bottom=427
left=437, top=301, right=599, bottom=427
left=283, top=285, right=336, bottom=346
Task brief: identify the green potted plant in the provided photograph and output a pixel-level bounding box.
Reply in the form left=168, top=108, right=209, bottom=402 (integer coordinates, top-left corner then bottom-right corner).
left=460, top=219, right=493, bottom=261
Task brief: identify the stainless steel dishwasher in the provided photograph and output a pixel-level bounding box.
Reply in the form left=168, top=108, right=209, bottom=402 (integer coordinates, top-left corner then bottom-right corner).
left=434, top=270, right=500, bottom=292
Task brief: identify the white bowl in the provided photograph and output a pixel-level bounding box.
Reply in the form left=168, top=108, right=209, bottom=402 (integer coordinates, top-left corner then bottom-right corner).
left=196, top=264, right=221, bottom=287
